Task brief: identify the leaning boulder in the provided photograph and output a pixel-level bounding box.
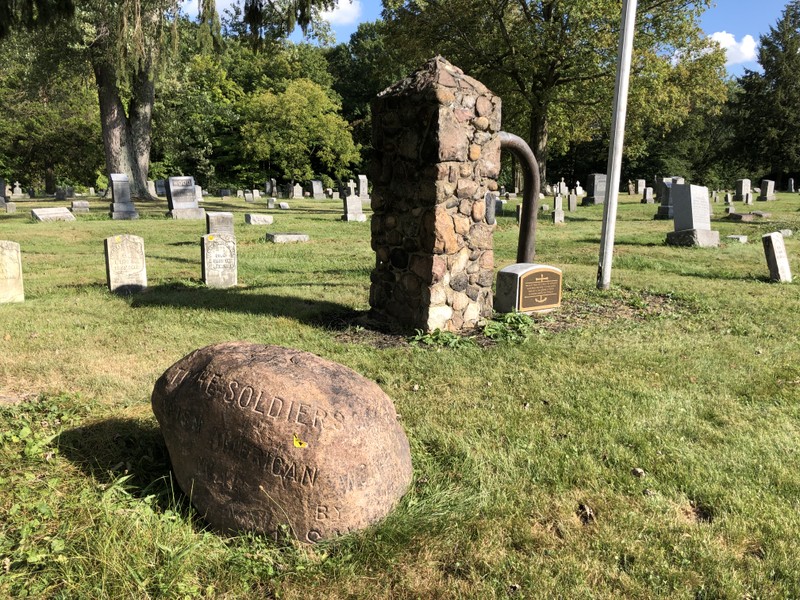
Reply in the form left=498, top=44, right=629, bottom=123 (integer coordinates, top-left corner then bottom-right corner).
left=151, top=342, right=413, bottom=543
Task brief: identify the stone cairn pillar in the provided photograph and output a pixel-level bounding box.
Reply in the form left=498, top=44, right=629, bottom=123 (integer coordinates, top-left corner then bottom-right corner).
left=369, top=56, right=501, bottom=332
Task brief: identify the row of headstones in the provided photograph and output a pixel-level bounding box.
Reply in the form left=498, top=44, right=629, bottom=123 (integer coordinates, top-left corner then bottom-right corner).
left=1, top=177, right=94, bottom=200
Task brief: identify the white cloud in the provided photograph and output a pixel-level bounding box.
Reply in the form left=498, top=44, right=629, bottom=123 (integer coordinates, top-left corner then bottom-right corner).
left=321, top=0, right=362, bottom=26
left=710, top=31, right=758, bottom=66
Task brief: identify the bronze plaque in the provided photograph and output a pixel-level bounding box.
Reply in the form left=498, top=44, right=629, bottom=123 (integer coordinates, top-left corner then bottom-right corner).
left=518, top=266, right=561, bottom=312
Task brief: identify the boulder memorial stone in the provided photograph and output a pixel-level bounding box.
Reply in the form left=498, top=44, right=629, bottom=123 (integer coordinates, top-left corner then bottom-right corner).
left=166, top=176, right=205, bottom=219
left=0, top=240, right=24, bottom=303
left=201, top=233, right=237, bottom=288
left=206, top=212, right=235, bottom=235
left=762, top=232, right=792, bottom=282
left=109, top=173, right=139, bottom=220
left=666, top=184, right=719, bottom=247
left=370, top=57, right=500, bottom=332
left=104, top=234, right=147, bottom=293
left=151, top=342, right=413, bottom=543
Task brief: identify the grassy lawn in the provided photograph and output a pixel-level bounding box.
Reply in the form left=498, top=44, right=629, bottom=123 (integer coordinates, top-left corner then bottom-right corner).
left=1, top=191, right=798, bottom=598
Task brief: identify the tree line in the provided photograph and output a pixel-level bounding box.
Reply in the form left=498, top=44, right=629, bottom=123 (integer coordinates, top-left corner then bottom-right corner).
left=1, top=0, right=799, bottom=198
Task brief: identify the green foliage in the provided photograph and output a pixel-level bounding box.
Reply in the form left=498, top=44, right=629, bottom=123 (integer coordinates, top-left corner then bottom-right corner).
left=241, top=78, right=360, bottom=182
left=409, top=328, right=476, bottom=349
left=483, top=312, right=536, bottom=343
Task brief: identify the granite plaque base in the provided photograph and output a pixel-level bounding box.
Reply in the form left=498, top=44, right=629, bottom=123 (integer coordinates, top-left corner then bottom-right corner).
left=169, top=208, right=206, bottom=220
left=665, top=228, right=720, bottom=248
left=495, top=264, right=562, bottom=314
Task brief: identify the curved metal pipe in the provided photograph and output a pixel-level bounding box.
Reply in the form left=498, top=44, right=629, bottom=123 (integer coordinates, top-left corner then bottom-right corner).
left=498, top=131, right=541, bottom=263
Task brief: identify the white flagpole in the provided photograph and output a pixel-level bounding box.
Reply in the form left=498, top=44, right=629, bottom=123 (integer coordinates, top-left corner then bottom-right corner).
left=597, top=0, right=638, bottom=290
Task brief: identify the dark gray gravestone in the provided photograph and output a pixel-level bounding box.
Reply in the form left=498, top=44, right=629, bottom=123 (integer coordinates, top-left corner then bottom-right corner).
left=109, top=173, right=138, bottom=220
left=166, top=176, right=205, bottom=220
left=201, top=233, right=237, bottom=288
left=0, top=240, right=24, bottom=303
left=0, top=178, right=5, bottom=200
left=104, top=234, right=147, bottom=293
left=734, top=178, right=750, bottom=202
left=582, top=173, right=606, bottom=206
left=155, top=179, right=166, bottom=196
left=206, top=212, right=235, bottom=235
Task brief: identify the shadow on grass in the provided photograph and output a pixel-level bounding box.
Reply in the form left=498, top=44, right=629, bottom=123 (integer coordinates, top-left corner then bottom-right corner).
left=130, top=282, right=364, bottom=328
left=56, top=418, right=194, bottom=517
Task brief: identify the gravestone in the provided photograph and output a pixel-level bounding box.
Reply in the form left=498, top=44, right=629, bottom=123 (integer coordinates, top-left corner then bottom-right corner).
left=726, top=235, right=748, bottom=244
left=292, top=184, right=303, bottom=199
left=267, top=178, right=277, bottom=196
left=558, top=178, right=568, bottom=196
left=244, top=191, right=254, bottom=203
left=104, top=234, right=147, bottom=293
left=654, top=176, right=685, bottom=220
left=641, top=187, right=654, bottom=204
left=155, top=179, right=166, bottom=196
left=636, top=179, right=646, bottom=194
left=358, top=175, right=370, bottom=207
left=734, top=178, right=750, bottom=202
left=724, top=192, right=733, bottom=206
left=195, top=185, right=204, bottom=203
left=151, top=342, right=412, bottom=542
left=55, top=188, right=66, bottom=200
left=166, top=176, right=205, bottom=219
left=0, top=240, right=24, bottom=303
left=31, top=207, right=76, bottom=222
left=666, top=184, right=719, bottom=247
left=496, top=197, right=507, bottom=213
left=147, top=180, right=157, bottom=196
left=6, top=203, right=16, bottom=214
left=347, top=180, right=357, bottom=198
left=267, top=197, right=276, bottom=209
left=762, top=232, right=792, bottom=282
left=110, top=173, right=139, bottom=220
left=201, top=233, right=237, bottom=288
left=628, top=181, right=636, bottom=195
left=568, top=193, right=578, bottom=212
left=65, top=186, right=74, bottom=198
left=789, top=178, right=795, bottom=193
left=552, top=194, right=565, bottom=225
left=219, top=188, right=232, bottom=197
left=575, top=181, right=584, bottom=196
left=0, top=178, right=5, bottom=199
left=244, top=214, right=273, bottom=225
left=206, top=212, right=235, bottom=235
left=11, top=182, right=23, bottom=197
left=370, top=57, right=500, bottom=332
left=582, top=173, right=606, bottom=205
left=711, top=190, right=718, bottom=203
left=237, top=190, right=244, bottom=198
left=758, top=179, right=776, bottom=201
left=279, top=202, right=290, bottom=210
left=342, top=195, right=367, bottom=222
left=744, top=192, right=753, bottom=205
left=267, top=232, right=308, bottom=243
left=88, top=187, right=96, bottom=196
left=70, top=200, right=90, bottom=214
left=495, top=264, right=562, bottom=314
left=311, top=180, right=325, bottom=200
left=252, top=189, right=260, bottom=199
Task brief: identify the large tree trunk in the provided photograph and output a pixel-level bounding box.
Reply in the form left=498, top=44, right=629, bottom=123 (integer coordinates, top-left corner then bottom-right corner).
left=92, top=57, right=155, bottom=200
left=530, top=103, right=548, bottom=184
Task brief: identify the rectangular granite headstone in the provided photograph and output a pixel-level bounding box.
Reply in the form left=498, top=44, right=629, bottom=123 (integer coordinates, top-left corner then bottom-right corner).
left=311, top=180, right=325, bottom=200
left=31, top=207, right=76, bottom=222
left=734, top=179, right=750, bottom=202
left=110, top=173, right=138, bottom=220
left=244, top=214, right=274, bottom=225
left=70, top=201, right=90, bottom=214
left=206, top=212, right=235, bottom=235
left=166, top=176, right=205, bottom=219
left=667, top=184, right=719, bottom=247
left=201, top=233, right=237, bottom=288
left=342, top=195, right=367, bottom=222
left=758, top=179, right=776, bottom=201
left=0, top=240, right=24, bottom=303
left=104, top=234, right=147, bottom=293
left=762, top=232, right=792, bottom=282
left=582, top=173, right=606, bottom=205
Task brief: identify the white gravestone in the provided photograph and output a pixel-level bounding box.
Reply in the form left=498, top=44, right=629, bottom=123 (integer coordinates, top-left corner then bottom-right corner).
left=762, top=232, right=792, bottom=282
left=104, top=234, right=147, bottom=293
left=110, top=173, right=138, bottom=220
left=244, top=214, right=273, bottom=225
left=0, top=241, right=24, bottom=303
left=342, top=196, right=367, bottom=222
left=734, top=179, right=750, bottom=202
left=31, top=207, right=76, bottom=222
left=206, top=212, right=235, bottom=235
left=201, top=233, right=237, bottom=289
left=758, top=179, right=776, bottom=201
left=667, top=184, right=719, bottom=247
left=166, top=176, right=205, bottom=219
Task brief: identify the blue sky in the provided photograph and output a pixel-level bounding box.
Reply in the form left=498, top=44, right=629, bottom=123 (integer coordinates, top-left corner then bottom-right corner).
left=186, top=0, right=788, bottom=76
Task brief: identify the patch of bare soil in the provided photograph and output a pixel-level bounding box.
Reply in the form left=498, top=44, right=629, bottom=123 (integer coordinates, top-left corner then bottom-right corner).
left=316, top=290, right=685, bottom=349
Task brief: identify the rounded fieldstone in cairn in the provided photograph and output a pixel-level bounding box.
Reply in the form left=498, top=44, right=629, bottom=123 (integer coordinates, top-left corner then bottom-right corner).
left=151, top=342, right=413, bottom=543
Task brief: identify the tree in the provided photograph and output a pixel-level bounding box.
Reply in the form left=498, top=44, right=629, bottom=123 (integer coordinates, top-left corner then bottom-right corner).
left=381, top=0, right=727, bottom=181
left=733, top=1, right=800, bottom=181
left=240, top=78, right=360, bottom=183
left=1, top=0, right=333, bottom=198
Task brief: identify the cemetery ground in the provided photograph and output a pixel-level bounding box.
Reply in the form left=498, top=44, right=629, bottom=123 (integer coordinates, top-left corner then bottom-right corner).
left=0, top=191, right=799, bottom=599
